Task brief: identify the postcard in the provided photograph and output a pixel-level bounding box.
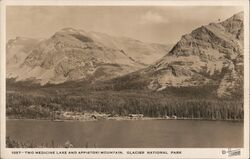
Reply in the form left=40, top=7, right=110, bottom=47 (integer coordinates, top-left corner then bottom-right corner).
left=0, top=0, right=249, bottom=158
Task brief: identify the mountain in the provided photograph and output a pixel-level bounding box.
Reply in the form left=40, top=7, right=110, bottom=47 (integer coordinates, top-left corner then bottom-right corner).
left=88, top=31, right=170, bottom=65
left=7, top=28, right=171, bottom=85
left=109, top=12, right=244, bottom=98
left=7, top=37, right=41, bottom=67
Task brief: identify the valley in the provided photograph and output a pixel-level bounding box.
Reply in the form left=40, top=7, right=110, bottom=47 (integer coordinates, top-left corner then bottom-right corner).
left=6, top=79, right=243, bottom=121
left=6, top=12, right=244, bottom=121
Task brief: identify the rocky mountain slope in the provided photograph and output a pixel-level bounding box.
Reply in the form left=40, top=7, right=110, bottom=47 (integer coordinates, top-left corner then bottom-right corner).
left=88, top=31, right=170, bottom=65
left=7, top=28, right=171, bottom=85
left=110, top=12, right=244, bottom=98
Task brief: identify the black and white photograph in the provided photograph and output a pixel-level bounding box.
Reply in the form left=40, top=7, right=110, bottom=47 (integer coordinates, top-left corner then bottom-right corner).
left=0, top=0, right=249, bottom=158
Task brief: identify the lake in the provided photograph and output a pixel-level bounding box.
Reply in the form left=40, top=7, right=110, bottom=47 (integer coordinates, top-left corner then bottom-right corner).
left=6, top=119, right=243, bottom=148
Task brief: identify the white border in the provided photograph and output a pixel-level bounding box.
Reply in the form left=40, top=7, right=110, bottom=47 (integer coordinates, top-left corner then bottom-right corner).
left=0, top=0, right=249, bottom=159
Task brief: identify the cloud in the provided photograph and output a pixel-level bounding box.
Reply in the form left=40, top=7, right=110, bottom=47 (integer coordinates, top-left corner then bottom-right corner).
left=141, top=11, right=168, bottom=24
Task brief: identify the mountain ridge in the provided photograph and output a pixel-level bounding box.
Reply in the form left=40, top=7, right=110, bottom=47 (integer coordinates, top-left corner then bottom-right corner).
left=6, top=12, right=244, bottom=98
left=7, top=28, right=172, bottom=85
left=106, top=11, right=244, bottom=98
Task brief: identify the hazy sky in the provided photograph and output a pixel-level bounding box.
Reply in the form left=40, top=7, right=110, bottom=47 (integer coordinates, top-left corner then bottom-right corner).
left=7, top=6, right=243, bottom=44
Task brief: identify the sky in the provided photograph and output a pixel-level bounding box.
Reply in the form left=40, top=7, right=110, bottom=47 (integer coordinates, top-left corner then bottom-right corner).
left=6, top=6, right=243, bottom=44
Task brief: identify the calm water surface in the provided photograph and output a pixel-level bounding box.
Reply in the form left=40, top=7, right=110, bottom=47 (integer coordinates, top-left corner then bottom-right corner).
left=6, top=119, right=243, bottom=148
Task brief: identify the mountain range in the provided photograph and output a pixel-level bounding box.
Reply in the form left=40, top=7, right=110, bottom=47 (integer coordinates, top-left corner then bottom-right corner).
left=103, top=12, right=244, bottom=98
left=6, top=12, right=244, bottom=98
left=7, top=28, right=171, bottom=85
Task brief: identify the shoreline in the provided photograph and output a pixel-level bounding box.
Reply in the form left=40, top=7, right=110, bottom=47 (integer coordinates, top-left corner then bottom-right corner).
left=6, top=117, right=243, bottom=122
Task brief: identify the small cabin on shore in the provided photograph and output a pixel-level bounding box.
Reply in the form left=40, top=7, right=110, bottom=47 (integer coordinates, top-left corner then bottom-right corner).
left=165, top=115, right=170, bottom=119
left=171, top=115, right=177, bottom=119
left=129, top=114, right=144, bottom=119
left=91, top=115, right=97, bottom=119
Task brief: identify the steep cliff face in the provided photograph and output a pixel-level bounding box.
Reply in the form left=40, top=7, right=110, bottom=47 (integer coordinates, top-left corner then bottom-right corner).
left=7, top=28, right=171, bottom=85
left=112, top=12, right=244, bottom=98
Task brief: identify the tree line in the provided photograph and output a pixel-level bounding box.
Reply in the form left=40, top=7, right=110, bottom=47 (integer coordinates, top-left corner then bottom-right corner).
left=6, top=91, right=243, bottom=120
